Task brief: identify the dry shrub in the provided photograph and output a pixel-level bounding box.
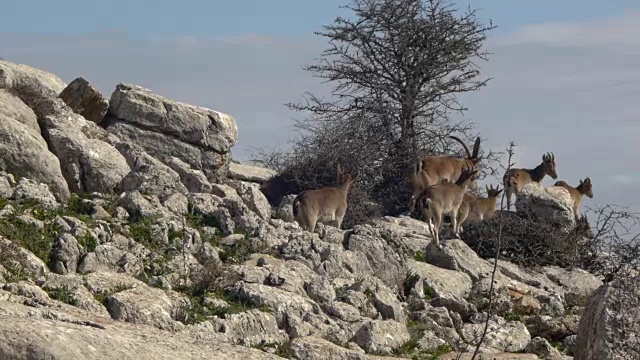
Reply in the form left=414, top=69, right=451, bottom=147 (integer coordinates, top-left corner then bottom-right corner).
left=459, top=211, right=606, bottom=273
left=190, top=261, right=241, bottom=294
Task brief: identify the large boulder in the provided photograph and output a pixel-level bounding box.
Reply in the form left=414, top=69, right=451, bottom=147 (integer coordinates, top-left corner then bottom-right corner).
left=575, top=277, right=640, bottom=360
left=41, top=106, right=130, bottom=195
left=58, top=77, right=110, bottom=124
left=0, top=299, right=283, bottom=360
left=0, top=59, right=68, bottom=120
left=104, top=83, right=238, bottom=183
left=515, top=182, right=575, bottom=228
left=0, top=90, right=70, bottom=202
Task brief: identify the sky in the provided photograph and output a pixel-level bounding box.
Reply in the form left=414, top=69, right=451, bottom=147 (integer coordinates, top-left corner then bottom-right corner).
left=1, top=0, right=639, bottom=213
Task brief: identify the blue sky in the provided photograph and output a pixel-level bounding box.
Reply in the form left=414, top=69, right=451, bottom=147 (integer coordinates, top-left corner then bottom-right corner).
left=1, top=0, right=640, bottom=212
left=1, top=0, right=638, bottom=36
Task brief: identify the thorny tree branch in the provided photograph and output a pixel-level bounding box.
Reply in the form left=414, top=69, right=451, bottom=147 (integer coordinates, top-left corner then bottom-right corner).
left=471, top=141, right=515, bottom=359
left=253, top=0, right=499, bottom=221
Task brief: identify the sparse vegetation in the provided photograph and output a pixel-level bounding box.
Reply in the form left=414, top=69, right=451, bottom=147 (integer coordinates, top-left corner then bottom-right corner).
left=128, top=216, right=165, bottom=253
left=76, top=233, right=98, bottom=252
left=44, top=285, right=77, bottom=306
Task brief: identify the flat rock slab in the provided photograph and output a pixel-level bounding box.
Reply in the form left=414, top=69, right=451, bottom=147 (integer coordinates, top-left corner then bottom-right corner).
left=0, top=300, right=283, bottom=360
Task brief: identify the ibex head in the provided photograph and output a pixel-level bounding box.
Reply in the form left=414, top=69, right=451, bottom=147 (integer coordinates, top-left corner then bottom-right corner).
left=579, top=177, right=593, bottom=198
left=485, top=184, right=503, bottom=198
left=542, top=152, right=558, bottom=179
left=336, top=164, right=357, bottom=188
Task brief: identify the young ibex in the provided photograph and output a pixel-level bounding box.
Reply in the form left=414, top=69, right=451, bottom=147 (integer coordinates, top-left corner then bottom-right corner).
left=456, top=184, right=503, bottom=234
left=503, top=152, right=558, bottom=210
left=408, top=136, right=482, bottom=213
left=292, top=164, right=357, bottom=233
left=553, top=177, right=593, bottom=220
left=414, top=165, right=479, bottom=248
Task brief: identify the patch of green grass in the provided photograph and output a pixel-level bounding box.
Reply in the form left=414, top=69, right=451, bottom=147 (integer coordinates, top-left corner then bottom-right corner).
left=394, top=336, right=420, bottom=356
left=44, top=285, right=77, bottom=306
left=219, top=235, right=253, bottom=264
left=0, top=214, right=59, bottom=265
left=128, top=216, right=164, bottom=252
left=184, top=212, right=222, bottom=246
left=274, top=340, right=294, bottom=358
left=76, top=233, right=98, bottom=252
left=504, top=313, right=526, bottom=323
left=424, top=285, right=437, bottom=301
left=167, top=227, right=185, bottom=241
left=363, top=288, right=376, bottom=304
left=93, top=283, right=134, bottom=307
left=413, top=250, right=425, bottom=262
left=64, top=194, right=94, bottom=222
left=0, top=193, right=106, bottom=266
left=2, top=263, right=29, bottom=283
left=174, top=286, right=272, bottom=325
left=252, top=341, right=293, bottom=358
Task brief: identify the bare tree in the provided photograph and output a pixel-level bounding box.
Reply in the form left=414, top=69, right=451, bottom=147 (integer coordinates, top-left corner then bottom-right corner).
left=253, top=0, right=498, bottom=220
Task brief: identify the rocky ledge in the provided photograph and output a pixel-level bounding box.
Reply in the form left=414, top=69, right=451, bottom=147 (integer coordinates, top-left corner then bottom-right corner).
left=0, top=59, right=633, bottom=360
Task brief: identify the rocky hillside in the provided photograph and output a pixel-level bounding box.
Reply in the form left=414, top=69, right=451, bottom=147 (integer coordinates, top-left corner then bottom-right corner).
left=0, top=59, right=632, bottom=360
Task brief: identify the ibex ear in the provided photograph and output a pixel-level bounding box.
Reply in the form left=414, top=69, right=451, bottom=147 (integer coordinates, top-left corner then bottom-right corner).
left=585, top=177, right=591, bottom=184
left=542, top=153, right=549, bottom=162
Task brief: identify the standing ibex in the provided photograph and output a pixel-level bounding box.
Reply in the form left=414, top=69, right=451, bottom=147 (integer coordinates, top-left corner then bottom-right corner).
left=553, top=177, right=593, bottom=220
left=503, top=152, right=558, bottom=210
left=408, top=136, right=482, bottom=213
left=456, top=184, right=503, bottom=234
left=292, top=164, right=357, bottom=233
left=414, top=165, right=479, bottom=248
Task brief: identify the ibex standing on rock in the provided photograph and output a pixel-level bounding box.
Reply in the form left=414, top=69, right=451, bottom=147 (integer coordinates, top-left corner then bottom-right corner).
left=408, top=136, right=482, bottom=213
left=456, top=184, right=504, bottom=234
left=292, top=164, right=357, bottom=233
left=414, top=165, right=479, bottom=248
left=553, top=177, right=593, bottom=220
left=503, top=152, right=558, bottom=210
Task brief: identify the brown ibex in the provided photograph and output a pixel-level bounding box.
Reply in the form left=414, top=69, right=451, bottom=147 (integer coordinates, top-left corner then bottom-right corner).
left=408, top=136, right=482, bottom=213
left=456, top=184, right=504, bottom=234
left=503, top=152, right=558, bottom=210
left=414, top=165, right=479, bottom=248
left=292, top=164, right=357, bottom=233
left=553, top=177, right=593, bottom=220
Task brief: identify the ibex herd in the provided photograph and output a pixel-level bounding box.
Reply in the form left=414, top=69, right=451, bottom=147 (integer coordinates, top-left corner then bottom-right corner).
left=290, top=137, right=594, bottom=248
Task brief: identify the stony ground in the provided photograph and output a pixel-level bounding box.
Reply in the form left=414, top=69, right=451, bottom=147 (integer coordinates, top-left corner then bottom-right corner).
left=0, top=58, right=628, bottom=360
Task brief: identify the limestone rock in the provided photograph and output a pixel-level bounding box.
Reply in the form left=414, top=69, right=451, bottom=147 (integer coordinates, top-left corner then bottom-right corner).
left=515, top=182, right=575, bottom=228
left=575, top=277, right=640, bottom=360
left=58, top=77, right=109, bottom=123
left=0, top=94, right=69, bottom=202
left=228, top=162, right=276, bottom=183
left=0, top=299, right=283, bottom=359
left=105, top=83, right=238, bottom=183
left=352, top=319, right=410, bottom=355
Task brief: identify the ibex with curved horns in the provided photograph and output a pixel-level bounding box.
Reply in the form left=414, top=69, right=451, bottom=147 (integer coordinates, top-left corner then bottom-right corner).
left=503, top=152, right=558, bottom=210
left=408, top=136, right=482, bottom=213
